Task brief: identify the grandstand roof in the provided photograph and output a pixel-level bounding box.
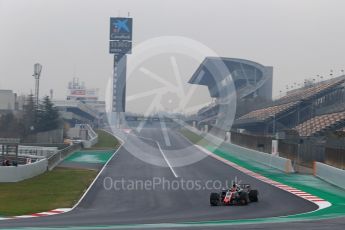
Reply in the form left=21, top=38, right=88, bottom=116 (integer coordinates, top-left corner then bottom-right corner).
left=189, top=57, right=272, bottom=100
left=295, top=111, right=345, bottom=137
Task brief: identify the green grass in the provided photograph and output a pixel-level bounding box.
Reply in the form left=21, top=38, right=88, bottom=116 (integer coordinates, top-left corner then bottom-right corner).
left=0, top=130, right=120, bottom=217
left=92, top=130, right=120, bottom=149
left=0, top=168, right=97, bottom=216
left=180, top=128, right=206, bottom=145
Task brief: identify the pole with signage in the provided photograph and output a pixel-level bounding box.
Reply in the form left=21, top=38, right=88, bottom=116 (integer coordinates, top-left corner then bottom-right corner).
left=109, top=17, right=133, bottom=128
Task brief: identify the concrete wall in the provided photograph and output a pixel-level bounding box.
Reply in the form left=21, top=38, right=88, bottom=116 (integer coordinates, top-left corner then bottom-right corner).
left=204, top=131, right=294, bottom=173
left=0, top=159, right=48, bottom=182
left=314, top=162, right=345, bottom=190
left=185, top=125, right=294, bottom=173
left=220, top=141, right=295, bottom=173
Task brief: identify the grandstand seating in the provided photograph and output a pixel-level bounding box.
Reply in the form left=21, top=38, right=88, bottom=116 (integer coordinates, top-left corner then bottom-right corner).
left=237, top=101, right=299, bottom=121
left=236, top=76, right=345, bottom=124
left=294, top=111, right=345, bottom=137
left=276, top=76, right=345, bottom=104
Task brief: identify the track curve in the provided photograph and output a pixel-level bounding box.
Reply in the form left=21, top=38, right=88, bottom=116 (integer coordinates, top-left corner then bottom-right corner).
left=0, top=127, right=318, bottom=228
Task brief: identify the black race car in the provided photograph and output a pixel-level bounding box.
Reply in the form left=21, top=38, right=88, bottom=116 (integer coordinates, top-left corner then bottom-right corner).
left=210, top=184, right=258, bottom=206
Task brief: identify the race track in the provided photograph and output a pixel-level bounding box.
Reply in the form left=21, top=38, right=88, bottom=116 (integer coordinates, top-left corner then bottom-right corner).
left=0, top=127, right=320, bottom=229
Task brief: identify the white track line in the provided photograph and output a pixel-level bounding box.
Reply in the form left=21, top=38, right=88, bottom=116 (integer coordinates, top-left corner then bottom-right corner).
left=129, top=133, right=178, bottom=178
left=156, top=141, right=178, bottom=178
left=159, top=120, right=171, bottom=147
left=71, top=131, right=124, bottom=209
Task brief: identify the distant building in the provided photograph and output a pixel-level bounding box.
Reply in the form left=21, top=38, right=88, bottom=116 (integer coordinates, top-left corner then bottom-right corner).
left=15, top=95, right=27, bottom=111
left=66, top=78, right=99, bottom=101
left=0, top=90, right=16, bottom=111
left=53, top=100, right=99, bottom=126
left=57, top=78, right=107, bottom=127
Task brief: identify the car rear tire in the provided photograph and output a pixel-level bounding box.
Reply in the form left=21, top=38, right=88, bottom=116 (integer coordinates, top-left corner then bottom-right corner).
left=210, top=193, right=220, bottom=206
left=239, top=192, right=249, bottom=205
left=249, top=190, right=259, bottom=202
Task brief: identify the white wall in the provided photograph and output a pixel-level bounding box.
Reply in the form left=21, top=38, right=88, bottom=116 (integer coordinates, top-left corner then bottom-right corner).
left=0, top=159, right=48, bottom=182
left=315, top=162, right=345, bottom=190
left=184, top=125, right=294, bottom=173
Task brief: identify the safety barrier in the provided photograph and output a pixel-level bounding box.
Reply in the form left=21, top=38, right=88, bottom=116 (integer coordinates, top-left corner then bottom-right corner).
left=0, top=144, right=81, bottom=182
left=314, top=161, right=345, bottom=190
left=220, top=141, right=295, bottom=173
left=185, top=125, right=295, bottom=173
left=0, top=158, right=48, bottom=182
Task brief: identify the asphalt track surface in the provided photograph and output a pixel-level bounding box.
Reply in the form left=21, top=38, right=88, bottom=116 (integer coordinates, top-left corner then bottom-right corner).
left=0, top=127, right=324, bottom=229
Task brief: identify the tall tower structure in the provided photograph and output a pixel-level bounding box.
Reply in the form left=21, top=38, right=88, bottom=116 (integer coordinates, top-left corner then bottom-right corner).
left=32, top=63, right=42, bottom=107
left=109, top=17, right=133, bottom=127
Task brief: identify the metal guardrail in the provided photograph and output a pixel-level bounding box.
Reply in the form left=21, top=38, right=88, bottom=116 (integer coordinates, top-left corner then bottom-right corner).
left=18, top=146, right=58, bottom=158
left=47, top=143, right=81, bottom=170
left=0, top=138, right=20, bottom=144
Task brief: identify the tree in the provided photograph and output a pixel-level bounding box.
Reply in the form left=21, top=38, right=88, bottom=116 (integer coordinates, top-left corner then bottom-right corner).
left=0, top=112, right=23, bottom=138
left=22, top=94, right=37, bottom=135
left=36, top=96, right=61, bottom=132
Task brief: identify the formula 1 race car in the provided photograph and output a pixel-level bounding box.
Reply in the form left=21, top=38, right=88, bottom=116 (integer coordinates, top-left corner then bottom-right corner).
left=210, top=184, right=258, bottom=206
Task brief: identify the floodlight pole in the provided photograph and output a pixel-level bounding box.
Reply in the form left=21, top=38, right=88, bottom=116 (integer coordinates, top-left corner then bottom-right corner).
left=35, top=76, right=39, bottom=106
left=32, top=63, right=42, bottom=108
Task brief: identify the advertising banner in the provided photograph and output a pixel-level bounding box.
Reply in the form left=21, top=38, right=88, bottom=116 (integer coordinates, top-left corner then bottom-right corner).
left=110, top=17, right=133, bottom=41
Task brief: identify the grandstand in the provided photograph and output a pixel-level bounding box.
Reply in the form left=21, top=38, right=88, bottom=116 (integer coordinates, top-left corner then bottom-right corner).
left=189, top=63, right=345, bottom=170
left=276, top=76, right=345, bottom=104
left=233, top=75, right=345, bottom=134
left=188, top=57, right=273, bottom=130
left=237, top=101, right=299, bottom=121
left=53, top=100, right=99, bottom=126
left=295, top=111, right=345, bottom=137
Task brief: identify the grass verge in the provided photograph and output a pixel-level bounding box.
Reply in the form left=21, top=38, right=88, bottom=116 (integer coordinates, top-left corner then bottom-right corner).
left=180, top=128, right=206, bottom=145
left=91, top=129, right=120, bottom=150
left=0, top=168, right=97, bottom=216
left=0, top=129, right=120, bottom=216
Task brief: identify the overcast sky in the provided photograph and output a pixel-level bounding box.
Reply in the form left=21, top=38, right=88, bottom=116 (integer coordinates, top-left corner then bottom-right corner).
left=1, top=0, right=345, bottom=113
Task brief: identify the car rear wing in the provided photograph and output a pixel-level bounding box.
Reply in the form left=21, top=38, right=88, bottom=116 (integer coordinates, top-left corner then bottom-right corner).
left=238, top=184, right=251, bottom=189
